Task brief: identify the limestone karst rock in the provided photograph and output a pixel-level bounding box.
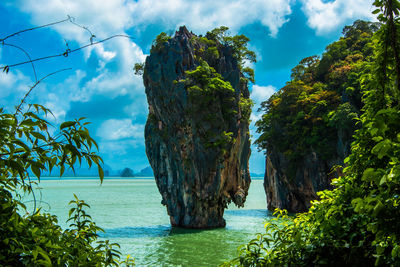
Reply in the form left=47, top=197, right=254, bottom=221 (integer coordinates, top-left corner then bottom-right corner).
left=143, top=26, right=252, bottom=228
left=264, top=148, right=345, bottom=213
left=264, top=123, right=352, bottom=212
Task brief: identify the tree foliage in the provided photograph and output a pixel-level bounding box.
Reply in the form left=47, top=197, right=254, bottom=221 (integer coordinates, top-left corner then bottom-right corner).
left=0, top=104, right=134, bottom=266
left=228, top=0, right=400, bottom=265
left=0, top=19, right=135, bottom=266
left=183, top=60, right=239, bottom=152
left=205, top=26, right=257, bottom=83
left=255, top=19, right=379, bottom=164
left=172, top=27, right=255, bottom=154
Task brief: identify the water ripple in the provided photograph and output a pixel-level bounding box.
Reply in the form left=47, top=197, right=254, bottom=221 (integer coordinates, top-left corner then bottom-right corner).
left=100, top=225, right=171, bottom=238
left=225, top=208, right=272, bottom=218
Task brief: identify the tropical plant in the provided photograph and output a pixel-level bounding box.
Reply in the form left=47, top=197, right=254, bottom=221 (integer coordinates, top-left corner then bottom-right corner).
left=0, top=17, right=135, bottom=266
left=227, top=0, right=400, bottom=266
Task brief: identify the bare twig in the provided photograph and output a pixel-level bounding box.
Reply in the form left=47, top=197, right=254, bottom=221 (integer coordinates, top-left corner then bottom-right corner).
left=15, top=68, right=72, bottom=115
left=1, top=34, right=133, bottom=70
left=68, top=17, right=96, bottom=44
left=0, top=17, right=71, bottom=43
left=3, top=43, right=38, bottom=82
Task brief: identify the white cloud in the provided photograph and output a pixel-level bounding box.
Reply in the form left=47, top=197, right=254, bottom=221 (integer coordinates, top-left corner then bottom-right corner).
left=249, top=84, right=276, bottom=146
left=10, top=0, right=147, bottom=98
left=130, top=0, right=292, bottom=36
left=249, top=84, right=276, bottom=129
left=300, top=0, right=375, bottom=35
left=0, top=69, right=33, bottom=110
left=6, top=0, right=294, bottom=172
left=249, top=84, right=276, bottom=174
left=99, top=139, right=143, bottom=156
left=15, top=0, right=293, bottom=41
left=251, top=85, right=276, bottom=107
left=7, top=0, right=291, bottom=130
left=97, top=119, right=144, bottom=141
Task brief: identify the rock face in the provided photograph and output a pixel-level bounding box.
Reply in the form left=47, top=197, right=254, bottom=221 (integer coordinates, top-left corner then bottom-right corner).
left=143, top=26, right=251, bottom=228
left=264, top=133, right=350, bottom=213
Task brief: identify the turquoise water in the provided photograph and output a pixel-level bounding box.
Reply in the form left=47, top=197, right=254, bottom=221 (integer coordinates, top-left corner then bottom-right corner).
left=23, top=178, right=271, bottom=266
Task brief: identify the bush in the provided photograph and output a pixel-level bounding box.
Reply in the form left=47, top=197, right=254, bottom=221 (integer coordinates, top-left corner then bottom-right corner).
left=227, top=0, right=400, bottom=266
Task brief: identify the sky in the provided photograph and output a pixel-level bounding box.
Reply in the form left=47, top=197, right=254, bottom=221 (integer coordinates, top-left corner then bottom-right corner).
left=0, top=0, right=376, bottom=174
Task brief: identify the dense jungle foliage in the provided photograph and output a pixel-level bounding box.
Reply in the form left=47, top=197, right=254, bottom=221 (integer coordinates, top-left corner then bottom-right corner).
left=166, top=27, right=256, bottom=152
left=0, top=106, right=134, bottom=266
left=228, top=0, right=400, bottom=265
left=255, top=20, right=379, bottom=162
left=137, top=27, right=255, bottom=153
left=185, top=27, right=255, bottom=152
left=0, top=26, right=134, bottom=266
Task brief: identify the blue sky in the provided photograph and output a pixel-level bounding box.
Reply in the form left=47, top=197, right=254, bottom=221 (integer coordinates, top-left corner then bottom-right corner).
left=0, top=0, right=375, bottom=174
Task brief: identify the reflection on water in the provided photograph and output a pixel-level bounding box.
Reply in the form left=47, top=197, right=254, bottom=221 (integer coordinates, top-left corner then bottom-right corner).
left=100, top=225, right=172, bottom=239
left=23, top=179, right=270, bottom=266
left=102, top=209, right=271, bottom=239
left=100, top=209, right=273, bottom=266
left=225, top=208, right=272, bottom=218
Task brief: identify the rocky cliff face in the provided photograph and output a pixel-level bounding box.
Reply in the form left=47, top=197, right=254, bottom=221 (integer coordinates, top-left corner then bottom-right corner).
left=143, top=26, right=251, bottom=228
left=264, top=132, right=350, bottom=213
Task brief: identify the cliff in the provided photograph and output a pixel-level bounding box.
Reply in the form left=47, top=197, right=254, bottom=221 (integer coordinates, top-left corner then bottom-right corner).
left=143, top=26, right=252, bottom=228
left=264, top=141, right=348, bottom=212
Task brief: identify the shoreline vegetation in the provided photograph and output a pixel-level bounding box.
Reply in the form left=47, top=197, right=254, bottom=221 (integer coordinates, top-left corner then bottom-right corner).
left=1, top=0, right=399, bottom=266
left=226, top=0, right=400, bottom=265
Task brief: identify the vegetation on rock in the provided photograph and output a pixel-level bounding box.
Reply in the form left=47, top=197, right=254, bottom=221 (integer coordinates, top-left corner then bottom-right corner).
left=228, top=0, right=400, bottom=265
left=255, top=19, right=379, bottom=165
left=143, top=26, right=254, bottom=228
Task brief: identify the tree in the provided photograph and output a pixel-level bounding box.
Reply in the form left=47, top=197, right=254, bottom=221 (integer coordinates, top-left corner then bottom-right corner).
left=227, top=0, right=400, bottom=265
left=290, top=55, right=320, bottom=82
left=0, top=18, right=134, bottom=265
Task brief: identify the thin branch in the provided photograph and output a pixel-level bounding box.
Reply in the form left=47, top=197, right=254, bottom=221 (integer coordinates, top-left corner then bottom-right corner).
left=15, top=68, right=72, bottom=115
left=3, top=43, right=37, bottom=82
left=68, top=17, right=96, bottom=44
left=27, top=174, right=37, bottom=214
left=0, top=17, right=71, bottom=43
left=1, top=35, right=133, bottom=70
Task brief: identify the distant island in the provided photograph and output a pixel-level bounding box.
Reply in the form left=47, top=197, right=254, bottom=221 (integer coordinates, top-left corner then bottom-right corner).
left=33, top=163, right=154, bottom=178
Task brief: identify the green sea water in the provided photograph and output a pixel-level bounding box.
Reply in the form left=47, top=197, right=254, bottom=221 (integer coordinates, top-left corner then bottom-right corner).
left=23, top=178, right=271, bottom=266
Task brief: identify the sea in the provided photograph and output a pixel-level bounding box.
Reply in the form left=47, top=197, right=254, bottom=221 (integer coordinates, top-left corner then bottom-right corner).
left=22, top=177, right=271, bottom=266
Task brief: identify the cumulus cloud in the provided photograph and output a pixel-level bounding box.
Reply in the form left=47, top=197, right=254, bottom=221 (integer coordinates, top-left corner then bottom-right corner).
left=4, top=0, right=301, bottom=172
left=250, top=84, right=276, bottom=122
left=97, top=119, right=144, bottom=141
left=0, top=69, right=33, bottom=110
left=129, top=0, right=293, bottom=36
left=251, top=85, right=276, bottom=106
left=14, top=0, right=293, bottom=40
left=248, top=85, right=276, bottom=173
left=300, top=0, right=375, bottom=35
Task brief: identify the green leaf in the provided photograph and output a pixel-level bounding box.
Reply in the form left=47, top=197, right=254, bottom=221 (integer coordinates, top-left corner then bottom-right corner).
left=372, top=201, right=384, bottom=216
left=98, top=164, right=104, bottom=183
left=31, top=165, right=41, bottom=179
left=371, top=139, right=391, bottom=159
left=60, top=165, right=65, bottom=177
left=372, top=8, right=380, bottom=14
left=362, top=168, right=376, bottom=182
left=60, top=121, right=76, bottom=129
left=392, top=245, right=400, bottom=258
left=31, top=132, right=47, bottom=141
